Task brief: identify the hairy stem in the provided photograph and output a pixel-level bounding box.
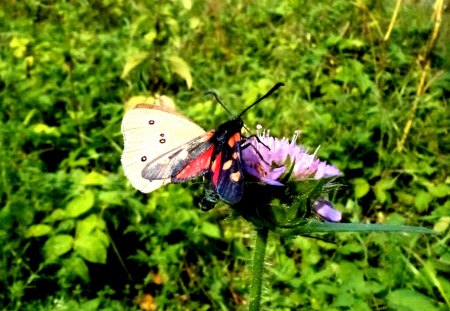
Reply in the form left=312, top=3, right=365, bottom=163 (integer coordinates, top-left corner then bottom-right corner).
left=249, top=226, right=269, bottom=311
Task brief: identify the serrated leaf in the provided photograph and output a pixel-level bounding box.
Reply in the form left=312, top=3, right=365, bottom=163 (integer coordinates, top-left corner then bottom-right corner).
left=66, top=190, right=95, bottom=218
left=168, top=55, right=192, bottom=89
left=201, top=222, right=221, bottom=239
left=74, top=235, right=108, bottom=264
left=387, top=289, right=438, bottom=311
left=75, top=214, right=106, bottom=238
left=121, top=51, right=149, bottom=79
left=26, top=224, right=52, bottom=237
left=43, top=234, right=74, bottom=260
left=353, top=178, right=370, bottom=198
left=61, top=256, right=90, bottom=283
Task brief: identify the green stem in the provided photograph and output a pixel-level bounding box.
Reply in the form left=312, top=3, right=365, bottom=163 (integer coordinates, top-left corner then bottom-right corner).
left=249, top=226, right=269, bottom=311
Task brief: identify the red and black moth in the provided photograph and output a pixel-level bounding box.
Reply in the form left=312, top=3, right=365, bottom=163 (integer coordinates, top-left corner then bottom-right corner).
left=122, top=83, right=284, bottom=209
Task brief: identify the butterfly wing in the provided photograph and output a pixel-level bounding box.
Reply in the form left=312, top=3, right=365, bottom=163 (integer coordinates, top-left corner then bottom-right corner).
left=121, top=104, right=205, bottom=193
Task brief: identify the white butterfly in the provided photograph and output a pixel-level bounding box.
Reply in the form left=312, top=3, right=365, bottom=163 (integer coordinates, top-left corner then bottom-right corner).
left=121, top=104, right=210, bottom=193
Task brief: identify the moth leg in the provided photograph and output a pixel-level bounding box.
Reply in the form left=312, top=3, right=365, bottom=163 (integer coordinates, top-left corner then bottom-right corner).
left=200, top=181, right=219, bottom=211
left=240, top=141, right=272, bottom=167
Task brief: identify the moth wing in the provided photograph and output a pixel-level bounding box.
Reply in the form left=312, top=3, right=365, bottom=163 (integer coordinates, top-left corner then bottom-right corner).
left=142, top=131, right=215, bottom=182
left=210, top=133, right=244, bottom=204
left=121, top=104, right=205, bottom=193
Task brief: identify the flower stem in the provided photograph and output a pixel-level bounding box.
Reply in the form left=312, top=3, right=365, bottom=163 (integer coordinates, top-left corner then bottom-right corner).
left=249, top=226, right=269, bottom=311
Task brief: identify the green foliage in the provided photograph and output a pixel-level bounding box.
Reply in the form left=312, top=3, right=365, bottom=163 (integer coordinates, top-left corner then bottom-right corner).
left=0, top=0, right=448, bottom=310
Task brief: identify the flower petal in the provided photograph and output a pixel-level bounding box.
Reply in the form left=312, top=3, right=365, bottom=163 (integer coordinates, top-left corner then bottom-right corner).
left=312, top=199, right=342, bottom=222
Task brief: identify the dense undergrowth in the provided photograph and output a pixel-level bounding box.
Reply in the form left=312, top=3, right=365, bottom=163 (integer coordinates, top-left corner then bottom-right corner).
left=0, top=0, right=449, bottom=310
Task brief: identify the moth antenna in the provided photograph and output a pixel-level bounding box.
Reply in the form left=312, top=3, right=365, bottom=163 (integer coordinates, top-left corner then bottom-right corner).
left=205, top=90, right=235, bottom=117
left=238, top=82, right=284, bottom=118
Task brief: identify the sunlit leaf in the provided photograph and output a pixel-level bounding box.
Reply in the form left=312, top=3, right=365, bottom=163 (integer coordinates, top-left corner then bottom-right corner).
left=414, top=190, right=433, bottom=212
left=353, top=178, right=370, bottom=198
left=75, top=214, right=106, bottom=238
left=168, top=55, right=192, bottom=89
left=201, top=222, right=221, bottom=239
left=66, top=190, right=95, bottom=218
left=433, top=216, right=450, bottom=233
left=43, top=234, right=74, bottom=260
left=81, top=171, right=107, bottom=186
left=26, top=224, right=52, bottom=237
left=74, top=234, right=108, bottom=264
left=427, top=183, right=450, bottom=198
left=120, top=51, right=150, bottom=79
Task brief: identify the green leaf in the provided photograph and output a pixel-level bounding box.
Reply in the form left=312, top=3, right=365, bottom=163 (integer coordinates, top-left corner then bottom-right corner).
left=66, top=190, right=95, bottom=218
left=43, top=208, right=67, bottom=222
left=120, top=51, right=149, bottom=79
left=201, top=222, right=221, bottom=239
left=374, top=178, right=396, bottom=203
left=80, top=298, right=102, bottom=311
left=433, top=216, right=450, bottom=233
left=81, top=171, right=107, bottom=186
left=168, top=55, right=192, bottom=89
left=427, top=183, right=450, bottom=198
left=277, top=222, right=434, bottom=236
left=26, top=224, right=52, bottom=237
left=61, top=256, right=90, bottom=283
left=414, top=190, right=433, bottom=212
left=387, top=289, right=439, bottom=311
left=75, top=214, right=107, bottom=238
left=98, top=191, right=123, bottom=206
left=43, top=234, right=74, bottom=260
left=74, top=215, right=109, bottom=263
left=353, top=178, right=370, bottom=198
left=74, top=234, right=108, bottom=264
left=32, top=123, right=61, bottom=136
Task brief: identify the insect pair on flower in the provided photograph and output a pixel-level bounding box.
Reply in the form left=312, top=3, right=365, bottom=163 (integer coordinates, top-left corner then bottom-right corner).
left=121, top=83, right=342, bottom=222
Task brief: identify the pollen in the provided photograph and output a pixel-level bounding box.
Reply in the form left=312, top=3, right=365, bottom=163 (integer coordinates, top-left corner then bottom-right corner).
left=230, top=171, right=241, bottom=182
left=222, top=160, right=233, bottom=170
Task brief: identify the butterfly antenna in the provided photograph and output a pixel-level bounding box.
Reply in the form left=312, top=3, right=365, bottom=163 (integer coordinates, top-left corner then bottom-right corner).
left=205, top=90, right=235, bottom=116
left=237, top=82, right=284, bottom=118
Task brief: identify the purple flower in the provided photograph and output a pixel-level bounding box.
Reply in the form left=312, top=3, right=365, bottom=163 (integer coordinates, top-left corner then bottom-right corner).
left=242, top=128, right=341, bottom=184
left=312, top=199, right=342, bottom=222
left=241, top=127, right=342, bottom=223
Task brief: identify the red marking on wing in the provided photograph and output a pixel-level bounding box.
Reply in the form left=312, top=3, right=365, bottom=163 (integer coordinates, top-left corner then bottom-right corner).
left=227, top=132, right=241, bottom=148
left=174, top=145, right=215, bottom=180
left=211, top=152, right=222, bottom=186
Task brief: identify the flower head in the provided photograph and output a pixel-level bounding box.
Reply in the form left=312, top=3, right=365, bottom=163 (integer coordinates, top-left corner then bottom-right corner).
left=239, top=127, right=342, bottom=224
left=242, top=127, right=341, bottom=184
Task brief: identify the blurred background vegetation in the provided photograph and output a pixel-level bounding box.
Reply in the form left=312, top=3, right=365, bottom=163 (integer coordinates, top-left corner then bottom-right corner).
left=0, top=0, right=449, bottom=310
